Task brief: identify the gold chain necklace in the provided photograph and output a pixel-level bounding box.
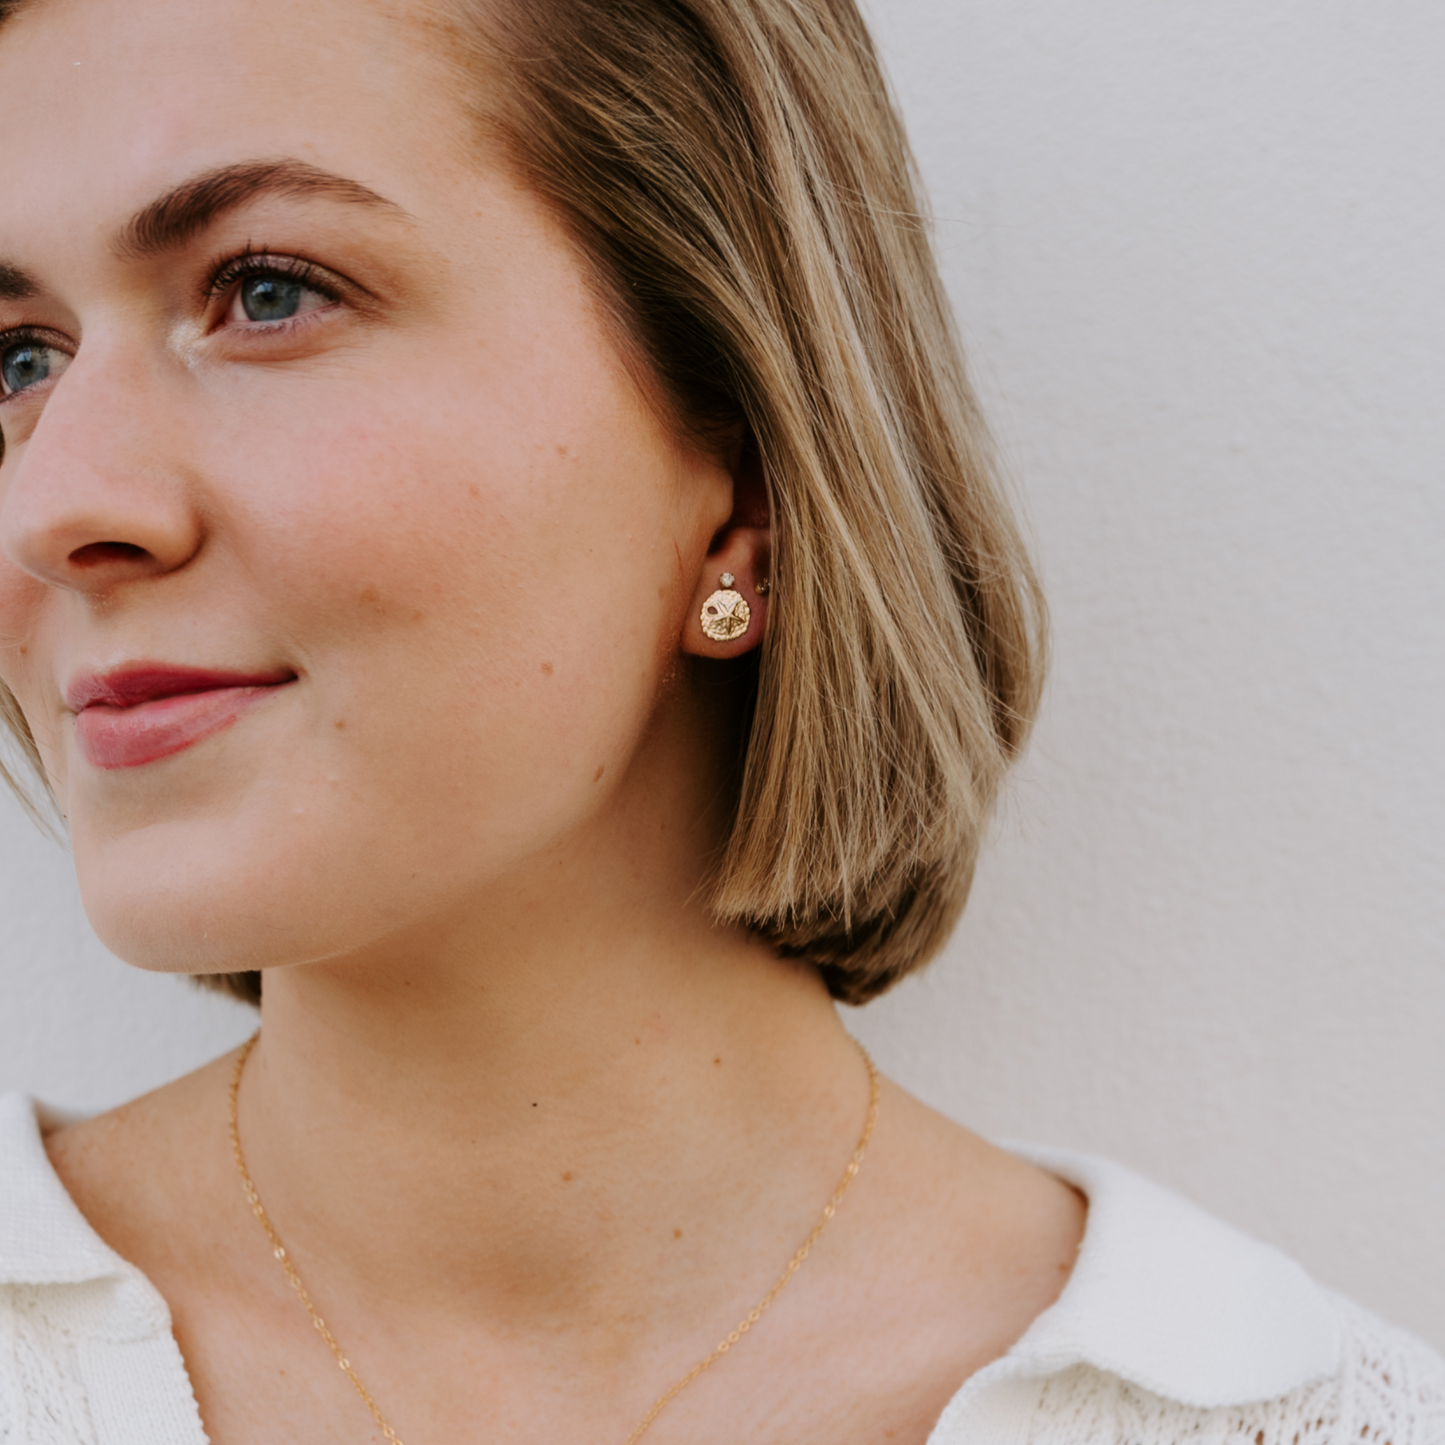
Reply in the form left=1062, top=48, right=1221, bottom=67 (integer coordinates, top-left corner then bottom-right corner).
left=228, top=1033, right=880, bottom=1445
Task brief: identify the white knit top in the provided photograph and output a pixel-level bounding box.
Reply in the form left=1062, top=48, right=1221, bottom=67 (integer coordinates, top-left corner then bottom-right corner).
left=1, top=1092, right=1441, bottom=1444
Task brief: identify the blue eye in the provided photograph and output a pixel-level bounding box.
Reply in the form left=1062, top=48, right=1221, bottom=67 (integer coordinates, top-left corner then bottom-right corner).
left=239, top=274, right=306, bottom=322
left=214, top=255, right=339, bottom=329
left=0, top=339, right=71, bottom=398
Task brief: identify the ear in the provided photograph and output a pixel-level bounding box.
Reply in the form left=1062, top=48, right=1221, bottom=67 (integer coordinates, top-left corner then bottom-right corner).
left=681, top=433, right=772, bottom=659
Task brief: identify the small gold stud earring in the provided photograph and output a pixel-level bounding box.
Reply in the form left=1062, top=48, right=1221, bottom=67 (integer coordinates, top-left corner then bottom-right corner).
left=700, top=572, right=751, bottom=642
left=755, top=578, right=770, bottom=595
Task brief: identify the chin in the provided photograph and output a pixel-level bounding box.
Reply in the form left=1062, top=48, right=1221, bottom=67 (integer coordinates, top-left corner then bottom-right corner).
left=69, top=808, right=404, bottom=977
left=76, top=844, right=315, bottom=976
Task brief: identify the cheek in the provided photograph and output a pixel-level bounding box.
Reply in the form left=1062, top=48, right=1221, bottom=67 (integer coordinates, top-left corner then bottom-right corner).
left=209, top=375, right=690, bottom=843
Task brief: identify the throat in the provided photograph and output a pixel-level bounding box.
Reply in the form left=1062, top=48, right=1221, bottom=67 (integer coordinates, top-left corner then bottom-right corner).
left=226, top=930, right=869, bottom=1346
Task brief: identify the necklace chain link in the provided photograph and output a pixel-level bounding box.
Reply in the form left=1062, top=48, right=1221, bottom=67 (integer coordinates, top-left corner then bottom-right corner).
left=228, top=1033, right=880, bottom=1445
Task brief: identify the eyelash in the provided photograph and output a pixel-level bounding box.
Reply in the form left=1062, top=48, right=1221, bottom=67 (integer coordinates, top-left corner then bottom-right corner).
left=204, top=249, right=344, bottom=319
left=0, top=326, right=57, bottom=355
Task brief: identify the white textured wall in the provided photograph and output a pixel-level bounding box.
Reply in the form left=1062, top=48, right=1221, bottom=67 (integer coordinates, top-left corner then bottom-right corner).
left=1, top=0, right=1441, bottom=1350
left=850, top=0, right=1445, bottom=1349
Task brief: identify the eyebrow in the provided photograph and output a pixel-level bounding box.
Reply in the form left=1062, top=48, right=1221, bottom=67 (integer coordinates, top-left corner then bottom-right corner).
left=0, top=262, right=36, bottom=300
left=114, top=158, right=409, bottom=261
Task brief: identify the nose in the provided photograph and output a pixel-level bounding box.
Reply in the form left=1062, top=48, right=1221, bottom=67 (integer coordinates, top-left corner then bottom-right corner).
left=0, top=345, right=204, bottom=595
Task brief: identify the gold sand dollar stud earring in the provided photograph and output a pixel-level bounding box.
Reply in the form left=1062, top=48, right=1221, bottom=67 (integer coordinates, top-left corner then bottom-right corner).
left=700, top=571, right=751, bottom=642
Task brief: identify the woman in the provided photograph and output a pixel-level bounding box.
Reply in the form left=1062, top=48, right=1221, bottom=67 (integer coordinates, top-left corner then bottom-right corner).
left=0, top=0, right=1439, bottom=1441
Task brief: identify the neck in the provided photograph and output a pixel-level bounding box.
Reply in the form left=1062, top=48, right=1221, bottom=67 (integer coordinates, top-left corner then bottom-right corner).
left=235, top=869, right=869, bottom=1353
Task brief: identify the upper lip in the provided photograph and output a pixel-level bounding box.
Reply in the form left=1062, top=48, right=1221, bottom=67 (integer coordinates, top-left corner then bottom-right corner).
left=66, top=665, right=297, bottom=713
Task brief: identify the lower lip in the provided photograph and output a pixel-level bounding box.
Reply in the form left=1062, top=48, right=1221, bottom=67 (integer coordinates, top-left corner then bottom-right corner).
left=75, top=685, right=288, bottom=770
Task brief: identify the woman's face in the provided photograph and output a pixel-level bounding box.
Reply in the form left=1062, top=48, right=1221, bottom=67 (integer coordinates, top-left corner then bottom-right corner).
left=0, top=0, right=738, bottom=971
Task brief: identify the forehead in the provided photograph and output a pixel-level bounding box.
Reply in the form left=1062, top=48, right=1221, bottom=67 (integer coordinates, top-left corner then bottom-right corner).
left=0, top=0, right=474, bottom=253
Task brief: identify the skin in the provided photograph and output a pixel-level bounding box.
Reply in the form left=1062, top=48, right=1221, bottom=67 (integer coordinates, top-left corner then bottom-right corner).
left=0, top=0, right=1085, bottom=1441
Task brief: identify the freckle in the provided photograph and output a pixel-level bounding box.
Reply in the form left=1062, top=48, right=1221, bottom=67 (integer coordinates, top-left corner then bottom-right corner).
left=562, top=1171, right=574, bottom=1182
left=634, top=1037, right=641, bottom=1045
left=556, top=444, right=568, bottom=457
left=412, top=610, right=424, bottom=622
left=541, top=661, right=554, bottom=676
left=673, top=1228, right=683, bottom=1240
left=360, top=587, right=380, bottom=605
left=18, top=646, right=26, bottom=655
left=334, top=719, right=346, bottom=730
left=468, top=483, right=480, bottom=499
left=593, top=764, right=604, bottom=783
left=714, top=1057, right=722, bottom=1066
left=532, top=1102, right=538, bottom=1108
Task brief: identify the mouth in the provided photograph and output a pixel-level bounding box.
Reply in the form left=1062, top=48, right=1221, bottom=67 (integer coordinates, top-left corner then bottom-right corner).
left=67, top=665, right=297, bottom=771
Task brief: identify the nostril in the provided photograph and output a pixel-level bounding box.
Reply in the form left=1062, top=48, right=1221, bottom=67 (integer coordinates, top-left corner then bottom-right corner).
left=68, top=541, right=152, bottom=568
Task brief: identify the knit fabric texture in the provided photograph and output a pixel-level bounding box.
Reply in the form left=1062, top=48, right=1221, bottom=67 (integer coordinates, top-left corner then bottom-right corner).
left=1012, top=1300, right=1445, bottom=1445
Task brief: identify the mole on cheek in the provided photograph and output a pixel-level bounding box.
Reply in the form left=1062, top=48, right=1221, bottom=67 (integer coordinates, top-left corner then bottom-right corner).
left=541, top=662, right=554, bottom=676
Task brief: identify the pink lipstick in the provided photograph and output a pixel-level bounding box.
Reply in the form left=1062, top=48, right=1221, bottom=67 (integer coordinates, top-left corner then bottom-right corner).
left=68, top=666, right=295, bottom=770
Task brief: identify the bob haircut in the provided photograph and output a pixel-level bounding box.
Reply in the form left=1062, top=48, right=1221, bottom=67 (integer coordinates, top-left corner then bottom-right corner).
left=0, top=0, right=1045, bottom=1007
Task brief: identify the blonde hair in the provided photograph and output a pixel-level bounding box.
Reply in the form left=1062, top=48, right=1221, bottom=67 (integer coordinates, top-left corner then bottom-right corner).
left=0, top=0, right=1046, bottom=1007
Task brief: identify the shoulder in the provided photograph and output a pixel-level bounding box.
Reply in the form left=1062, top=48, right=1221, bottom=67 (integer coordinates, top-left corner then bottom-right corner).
left=930, top=1145, right=1445, bottom=1445
left=41, top=1059, right=223, bottom=1216
left=1016, top=1296, right=1445, bottom=1445
left=0, top=1092, right=209, bottom=1444
left=0, top=1092, right=134, bottom=1289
